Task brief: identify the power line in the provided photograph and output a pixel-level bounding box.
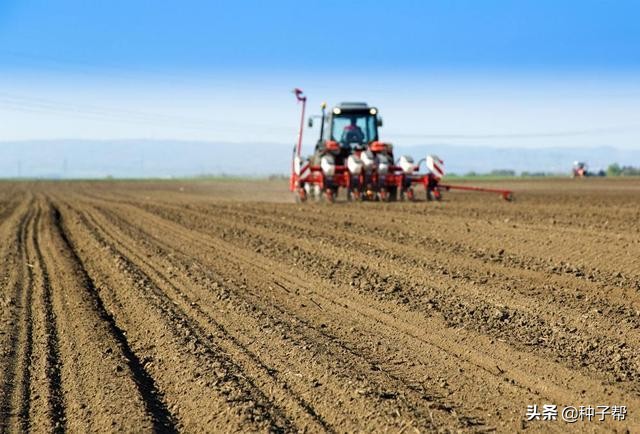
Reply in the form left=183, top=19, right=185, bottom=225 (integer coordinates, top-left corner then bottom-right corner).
left=0, top=91, right=292, bottom=134
left=2, top=51, right=638, bottom=141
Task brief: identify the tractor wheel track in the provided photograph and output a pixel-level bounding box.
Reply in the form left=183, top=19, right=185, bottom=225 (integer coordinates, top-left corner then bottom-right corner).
left=30, top=203, right=68, bottom=433
left=19, top=197, right=165, bottom=432
left=0, top=199, right=35, bottom=432
left=48, top=203, right=177, bottom=433
left=53, top=199, right=297, bottom=432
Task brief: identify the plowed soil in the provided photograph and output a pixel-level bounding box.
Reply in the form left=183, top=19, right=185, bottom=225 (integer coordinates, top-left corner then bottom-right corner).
left=0, top=178, right=639, bottom=433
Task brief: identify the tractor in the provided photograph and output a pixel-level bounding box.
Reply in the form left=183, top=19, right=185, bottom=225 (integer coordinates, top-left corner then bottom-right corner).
left=304, top=100, right=407, bottom=202
left=572, top=161, right=589, bottom=178
left=289, top=89, right=513, bottom=202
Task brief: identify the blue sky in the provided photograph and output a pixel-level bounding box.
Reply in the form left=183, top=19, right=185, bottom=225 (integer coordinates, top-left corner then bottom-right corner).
left=2, top=0, right=639, bottom=72
left=0, top=0, right=639, bottom=149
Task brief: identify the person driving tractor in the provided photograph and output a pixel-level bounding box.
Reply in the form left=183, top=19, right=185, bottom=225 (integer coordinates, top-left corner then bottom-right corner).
left=341, top=118, right=365, bottom=145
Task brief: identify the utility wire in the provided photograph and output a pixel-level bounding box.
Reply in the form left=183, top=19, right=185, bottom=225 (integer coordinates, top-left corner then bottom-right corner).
left=2, top=50, right=638, bottom=140
left=0, top=91, right=292, bottom=134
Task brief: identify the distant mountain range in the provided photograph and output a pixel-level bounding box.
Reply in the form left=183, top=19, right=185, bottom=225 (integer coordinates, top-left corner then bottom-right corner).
left=1, top=139, right=639, bottom=178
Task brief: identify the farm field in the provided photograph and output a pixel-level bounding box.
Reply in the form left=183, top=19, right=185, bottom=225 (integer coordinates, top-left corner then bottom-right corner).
left=0, top=178, right=639, bottom=432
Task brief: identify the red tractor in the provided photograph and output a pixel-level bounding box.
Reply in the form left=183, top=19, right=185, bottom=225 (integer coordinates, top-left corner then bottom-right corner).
left=572, top=161, right=589, bottom=178
left=290, top=89, right=512, bottom=202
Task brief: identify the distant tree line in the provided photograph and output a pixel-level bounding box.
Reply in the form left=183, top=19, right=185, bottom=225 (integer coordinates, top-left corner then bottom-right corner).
left=606, top=163, right=640, bottom=177
left=519, top=171, right=559, bottom=177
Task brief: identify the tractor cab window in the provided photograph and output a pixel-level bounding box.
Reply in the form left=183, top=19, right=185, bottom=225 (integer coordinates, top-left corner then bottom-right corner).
left=331, top=114, right=377, bottom=148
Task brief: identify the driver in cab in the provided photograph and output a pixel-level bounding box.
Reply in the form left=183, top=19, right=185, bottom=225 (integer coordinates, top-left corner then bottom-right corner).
left=341, top=118, right=365, bottom=147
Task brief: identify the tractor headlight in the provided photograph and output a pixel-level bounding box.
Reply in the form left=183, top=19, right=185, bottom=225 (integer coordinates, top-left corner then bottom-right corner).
left=333, top=107, right=341, bottom=115
left=369, top=108, right=377, bottom=115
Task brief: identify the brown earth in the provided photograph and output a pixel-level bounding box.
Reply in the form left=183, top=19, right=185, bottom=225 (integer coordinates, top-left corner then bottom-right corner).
left=0, top=178, right=639, bottom=433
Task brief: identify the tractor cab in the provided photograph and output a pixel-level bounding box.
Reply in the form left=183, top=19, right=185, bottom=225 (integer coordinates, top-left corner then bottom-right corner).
left=310, top=102, right=382, bottom=155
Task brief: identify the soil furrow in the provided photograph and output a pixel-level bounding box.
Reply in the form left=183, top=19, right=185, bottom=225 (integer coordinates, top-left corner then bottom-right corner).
left=55, top=199, right=296, bottom=432
left=0, top=202, right=34, bottom=431
left=29, top=203, right=67, bottom=433
left=76, top=199, right=463, bottom=431
left=89, top=195, right=640, bottom=428
left=123, top=198, right=640, bottom=392
left=153, top=200, right=640, bottom=310
left=32, top=199, right=156, bottom=431
left=74, top=206, right=335, bottom=432
left=1, top=179, right=638, bottom=433
left=50, top=204, right=178, bottom=433
left=80, top=195, right=629, bottom=432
